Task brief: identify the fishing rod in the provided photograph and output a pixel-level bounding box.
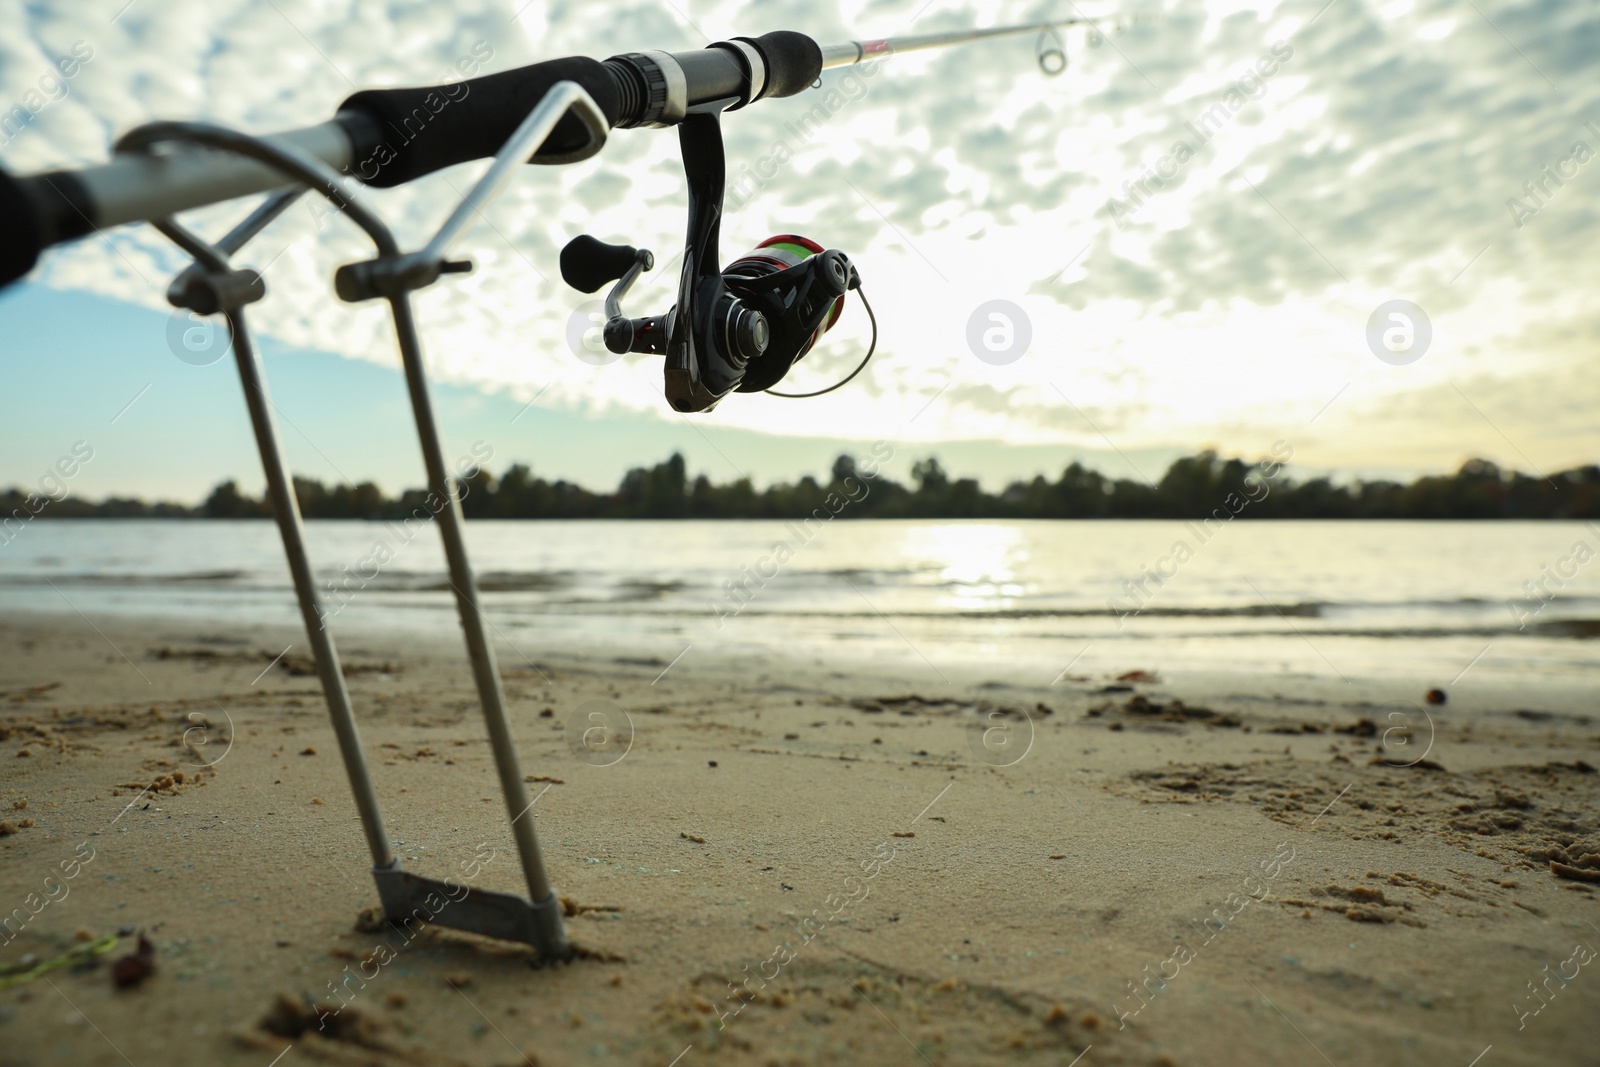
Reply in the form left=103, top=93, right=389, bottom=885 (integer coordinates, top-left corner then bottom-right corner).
left=0, top=17, right=1115, bottom=961
left=0, top=15, right=1117, bottom=410
left=819, top=17, right=1113, bottom=72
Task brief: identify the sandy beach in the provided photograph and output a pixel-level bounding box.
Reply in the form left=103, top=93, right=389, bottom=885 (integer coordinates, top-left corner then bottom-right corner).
left=0, top=611, right=1595, bottom=1067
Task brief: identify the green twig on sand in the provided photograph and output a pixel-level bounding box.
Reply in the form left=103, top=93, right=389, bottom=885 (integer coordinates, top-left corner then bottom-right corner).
left=0, top=934, right=119, bottom=988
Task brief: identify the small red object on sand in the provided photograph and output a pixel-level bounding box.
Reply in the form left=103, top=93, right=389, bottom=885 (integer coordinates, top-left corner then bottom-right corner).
left=111, top=935, right=156, bottom=988
left=1424, top=688, right=1446, bottom=706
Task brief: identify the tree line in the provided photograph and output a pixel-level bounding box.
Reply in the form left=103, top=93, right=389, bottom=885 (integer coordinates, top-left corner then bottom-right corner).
left=6, top=451, right=1599, bottom=521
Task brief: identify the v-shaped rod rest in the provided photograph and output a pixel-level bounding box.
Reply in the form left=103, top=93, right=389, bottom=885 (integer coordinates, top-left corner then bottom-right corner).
left=116, top=84, right=612, bottom=964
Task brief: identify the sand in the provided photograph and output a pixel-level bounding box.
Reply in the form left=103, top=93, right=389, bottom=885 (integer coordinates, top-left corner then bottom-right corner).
left=1, top=611, right=1597, bottom=1066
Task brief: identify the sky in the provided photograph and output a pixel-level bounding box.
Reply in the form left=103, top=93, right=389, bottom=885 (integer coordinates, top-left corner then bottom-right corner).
left=1, top=0, right=1596, bottom=502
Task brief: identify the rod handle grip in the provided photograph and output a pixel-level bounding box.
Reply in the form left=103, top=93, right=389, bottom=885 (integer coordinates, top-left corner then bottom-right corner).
left=336, top=56, right=624, bottom=188
left=741, top=31, right=823, bottom=99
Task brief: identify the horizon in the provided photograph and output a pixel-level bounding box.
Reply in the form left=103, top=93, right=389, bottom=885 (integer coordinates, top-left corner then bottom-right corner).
left=10, top=443, right=1595, bottom=520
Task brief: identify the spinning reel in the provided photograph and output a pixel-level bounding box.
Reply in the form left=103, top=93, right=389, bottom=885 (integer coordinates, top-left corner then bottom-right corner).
left=560, top=112, right=875, bottom=412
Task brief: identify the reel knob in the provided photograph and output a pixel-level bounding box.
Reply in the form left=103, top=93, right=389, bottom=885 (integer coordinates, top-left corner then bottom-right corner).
left=560, top=234, right=650, bottom=293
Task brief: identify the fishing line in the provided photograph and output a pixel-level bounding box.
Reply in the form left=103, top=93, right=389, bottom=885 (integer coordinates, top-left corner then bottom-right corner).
left=765, top=289, right=877, bottom=398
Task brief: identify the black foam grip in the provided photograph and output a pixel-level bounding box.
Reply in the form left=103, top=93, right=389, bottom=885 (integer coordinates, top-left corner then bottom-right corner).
left=337, top=56, right=622, bottom=188
left=747, top=31, right=822, bottom=99
left=561, top=235, right=638, bottom=294
left=0, top=168, right=45, bottom=289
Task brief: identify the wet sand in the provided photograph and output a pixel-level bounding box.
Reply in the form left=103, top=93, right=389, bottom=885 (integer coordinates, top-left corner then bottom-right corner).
left=1, top=612, right=1597, bottom=1066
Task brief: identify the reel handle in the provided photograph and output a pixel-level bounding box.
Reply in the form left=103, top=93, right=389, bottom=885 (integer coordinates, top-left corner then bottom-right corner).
left=560, top=234, right=660, bottom=355
left=560, top=234, right=645, bottom=293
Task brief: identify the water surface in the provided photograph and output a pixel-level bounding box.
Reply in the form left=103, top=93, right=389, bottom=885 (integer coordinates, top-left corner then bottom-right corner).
left=4, top=519, right=1596, bottom=685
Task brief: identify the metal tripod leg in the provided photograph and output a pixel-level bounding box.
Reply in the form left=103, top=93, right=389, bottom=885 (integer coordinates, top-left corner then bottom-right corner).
left=384, top=295, right=566, bottom=954
left=228, top=309, right=400, bottom=869
left=325, top=83, right=610, bottom=962
left=184, top=259, right=567, bottom=952
left=155, top=206, right=570, bottom=958
left=155, top=205, right=397, bottom=875
left=123, top=87, right=608, bottom=962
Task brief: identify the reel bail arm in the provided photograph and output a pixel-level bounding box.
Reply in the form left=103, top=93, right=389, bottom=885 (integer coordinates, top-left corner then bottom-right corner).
left=560, top=107, right=867, bottom=411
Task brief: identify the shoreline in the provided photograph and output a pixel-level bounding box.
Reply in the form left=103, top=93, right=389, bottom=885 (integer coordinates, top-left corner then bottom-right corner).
left=4, top=600, right=1597, bottom=713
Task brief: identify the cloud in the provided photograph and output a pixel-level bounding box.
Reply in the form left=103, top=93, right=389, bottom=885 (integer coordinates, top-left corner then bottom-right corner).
left=3, top=0, right=1597, bottom=472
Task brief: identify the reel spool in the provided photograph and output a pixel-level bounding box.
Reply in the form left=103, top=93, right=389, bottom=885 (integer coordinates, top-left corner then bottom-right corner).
left=725, top=235, right=846, bottom=351
left=722, top=234, right=851, bottom=393
left=559, top=112, right=875, bottom=412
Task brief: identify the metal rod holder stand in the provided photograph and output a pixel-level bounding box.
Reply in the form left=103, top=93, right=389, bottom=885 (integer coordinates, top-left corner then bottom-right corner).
left=118, top=82, right=610, bottom=965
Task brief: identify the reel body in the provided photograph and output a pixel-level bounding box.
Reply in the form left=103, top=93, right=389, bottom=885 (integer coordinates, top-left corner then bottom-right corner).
left=560, top=112, right=866, bottom=412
